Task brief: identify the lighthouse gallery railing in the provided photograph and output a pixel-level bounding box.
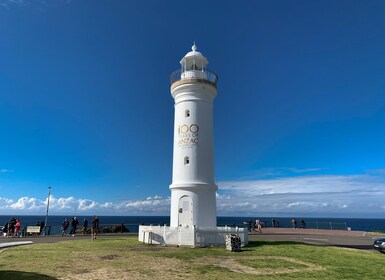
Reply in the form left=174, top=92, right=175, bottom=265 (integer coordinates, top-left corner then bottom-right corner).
left=170, top=67, right=218, bottom=86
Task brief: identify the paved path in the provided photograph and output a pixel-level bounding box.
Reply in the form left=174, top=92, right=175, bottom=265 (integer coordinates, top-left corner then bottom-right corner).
left=0, top=241, right=33, bottom=249
left=249, top=228, right=385, bottom=250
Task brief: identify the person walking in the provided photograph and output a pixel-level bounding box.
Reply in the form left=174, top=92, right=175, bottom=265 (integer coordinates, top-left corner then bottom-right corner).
left=61, top=218, right=70, bottom=236
left=70, top=217, right=79, bottom=236
left=91, top=216, right=99, bottom=240
left=82, top=218, right=88, bottom=235
left=8, top=217, right=16, bottom=238
left=255, top=219, right=262, bottom=233
left=301, top=219, right=306, bottom=228
left=14, top=219, right=21, bottom=238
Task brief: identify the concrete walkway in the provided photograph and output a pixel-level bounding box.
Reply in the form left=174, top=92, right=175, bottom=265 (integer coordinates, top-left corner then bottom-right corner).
left=250, top=227, right=367, bottom=236
left=0, top=241, right=33, bottom=249
left=248, top=228, right=385, bottom=250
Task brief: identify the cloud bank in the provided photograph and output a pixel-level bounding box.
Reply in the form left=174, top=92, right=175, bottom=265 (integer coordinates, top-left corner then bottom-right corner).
left=0, top=195, right=170, bottom=216
left=217, top=173, right=385, bottom=217
left=1, top=173, right=385, bottom=218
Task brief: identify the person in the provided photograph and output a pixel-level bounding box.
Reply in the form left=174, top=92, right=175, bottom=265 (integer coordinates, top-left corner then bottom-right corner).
left=14, top=219, right=21, bottom=238
left=91, top=216, right=99, bottom=240
left=301, top=219, right=306, bottom=228
left=35, top=221, right=40, bottom=236
left=3, top=222, right=8, bottom=238
left=272, top=218, right=276, bottom=228
left=243, top=221, right=251, bottom=232
left=21, top=226, right=26, bottom=238
left=61, top=218, right=70, bottom=236
left=40, top=220, right=45, bottom=235
left=82, top=218, right=88, bottom=235
left=291, top=218, right=297, bottom=229
left=255, top=219, right=262, bottom=233
left=69, top=217, right=79, bottom=236
left=8, top=217, right=16, bottom=238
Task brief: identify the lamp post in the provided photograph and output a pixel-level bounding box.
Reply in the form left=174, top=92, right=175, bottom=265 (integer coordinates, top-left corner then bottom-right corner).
left=44, top=186, right=51, bottom=235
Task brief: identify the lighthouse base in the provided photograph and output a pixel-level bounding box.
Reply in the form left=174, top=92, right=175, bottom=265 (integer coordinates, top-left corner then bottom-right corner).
left=138, top=225, right=248, bottom=247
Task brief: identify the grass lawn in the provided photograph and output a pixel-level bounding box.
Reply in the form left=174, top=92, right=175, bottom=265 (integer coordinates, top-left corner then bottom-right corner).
left=1, top=237, right=384, bottom=279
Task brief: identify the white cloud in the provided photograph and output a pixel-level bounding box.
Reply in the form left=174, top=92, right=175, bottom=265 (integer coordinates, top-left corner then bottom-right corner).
left=217, top=173, right=385, bottom=217
left=1, top=173, right=385, bottom=217
left=8, top=197, right=45, bottom=211
left=0, top=194, right=171, bottom=215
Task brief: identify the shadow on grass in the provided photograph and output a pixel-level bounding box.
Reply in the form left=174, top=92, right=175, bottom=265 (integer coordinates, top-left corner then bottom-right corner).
left=0, top=271, right=57, bottom=280
left=239, top=240, right=302, bottom=252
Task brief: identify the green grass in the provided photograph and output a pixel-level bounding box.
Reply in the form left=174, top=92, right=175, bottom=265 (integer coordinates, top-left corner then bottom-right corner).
left=0, top=238, right=385, bottom=279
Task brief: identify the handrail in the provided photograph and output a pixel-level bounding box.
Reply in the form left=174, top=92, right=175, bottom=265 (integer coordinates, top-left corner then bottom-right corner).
left=170, top=67, right=218, bottom=86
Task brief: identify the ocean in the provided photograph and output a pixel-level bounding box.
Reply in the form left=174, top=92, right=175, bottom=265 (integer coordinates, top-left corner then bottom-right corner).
left=1, top=215, right=385, bottom=235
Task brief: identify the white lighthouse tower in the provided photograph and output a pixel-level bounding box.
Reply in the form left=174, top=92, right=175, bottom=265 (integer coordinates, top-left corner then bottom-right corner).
left=138, top=44, right=248, bottom=247
left=169, top=43, right=218, bottom=228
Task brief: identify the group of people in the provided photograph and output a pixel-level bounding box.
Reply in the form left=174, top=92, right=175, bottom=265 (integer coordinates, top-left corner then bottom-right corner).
left=2, top=217, right=21, bottom=238
left=244, top=219, right=267, bottom=232
left=61, top=216, right=99, bottom=239
left=245, top=218, right=308, bottom=232
left=291, top=218, right=306, bottom=229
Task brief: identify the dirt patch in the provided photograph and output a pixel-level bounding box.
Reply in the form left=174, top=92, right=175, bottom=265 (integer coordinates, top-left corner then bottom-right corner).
left=99, top=254, right=119, bottom=260
left=57, top=254, right=193, bottom=280
left=199, top=256, right=325, bottom=275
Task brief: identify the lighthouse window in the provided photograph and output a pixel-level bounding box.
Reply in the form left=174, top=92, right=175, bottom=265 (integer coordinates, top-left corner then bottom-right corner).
left=185, top=109, right=190, bottom=118
left=184, top=156, right=190, bottom=165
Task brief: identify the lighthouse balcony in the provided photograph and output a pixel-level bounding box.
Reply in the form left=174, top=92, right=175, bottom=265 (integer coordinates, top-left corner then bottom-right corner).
left=170, top=67, right=218, bottom=89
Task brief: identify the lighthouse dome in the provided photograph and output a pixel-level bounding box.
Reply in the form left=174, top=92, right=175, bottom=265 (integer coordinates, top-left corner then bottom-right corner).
left=180, top=43, right=208, bottom=69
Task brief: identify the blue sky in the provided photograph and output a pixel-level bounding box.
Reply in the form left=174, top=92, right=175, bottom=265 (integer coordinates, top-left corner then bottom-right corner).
left=1, top=0, right=385, bottom=218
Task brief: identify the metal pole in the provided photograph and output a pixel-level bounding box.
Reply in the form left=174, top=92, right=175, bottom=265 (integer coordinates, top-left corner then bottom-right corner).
left=44, top=186, right=51, bottom=235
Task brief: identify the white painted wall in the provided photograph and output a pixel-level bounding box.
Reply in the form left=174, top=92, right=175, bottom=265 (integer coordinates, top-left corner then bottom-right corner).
left=169, top=46, right=218, bottom=228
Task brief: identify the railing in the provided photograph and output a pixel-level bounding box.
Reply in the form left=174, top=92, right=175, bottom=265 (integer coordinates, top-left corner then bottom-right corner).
left=1, top=220, right=350, bottom=237
left=241, top=220, right=348, bottom=231
left=1, top=223, right=140, bottom=237
left=170, top=67, right=219, bottom=86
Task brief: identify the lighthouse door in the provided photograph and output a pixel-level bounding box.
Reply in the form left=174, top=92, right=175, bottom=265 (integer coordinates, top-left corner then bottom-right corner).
left=178, top=196, right=192, bottom=227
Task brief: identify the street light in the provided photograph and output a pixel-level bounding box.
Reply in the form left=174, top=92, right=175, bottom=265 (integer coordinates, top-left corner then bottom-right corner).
left=44, top=186, right=51, bottom=235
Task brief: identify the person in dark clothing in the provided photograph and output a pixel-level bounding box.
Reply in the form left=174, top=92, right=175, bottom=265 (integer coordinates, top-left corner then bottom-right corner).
left=8, top=218, right=16, bottom=237
left=61, top=218, right=70, bottom=236
left=40, top=220, right=45, bottom=235
left=91, top=216, right=99, bottom=240
left=69, top=217, right=79, bottom=236
left=301, top=219, right=306, bottom=228
left=3, top=222, right=9, bottom=237
left=82, top=218, right=88, bottom=235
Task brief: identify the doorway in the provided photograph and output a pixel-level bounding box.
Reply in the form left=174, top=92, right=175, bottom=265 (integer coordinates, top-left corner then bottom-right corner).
left=178, top=195, right=193, bottom=227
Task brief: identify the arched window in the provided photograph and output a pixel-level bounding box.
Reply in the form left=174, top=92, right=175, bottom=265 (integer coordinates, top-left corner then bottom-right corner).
left=184, top=156, right=190, bottom=165
left=185, top=109, right=190, bottom=118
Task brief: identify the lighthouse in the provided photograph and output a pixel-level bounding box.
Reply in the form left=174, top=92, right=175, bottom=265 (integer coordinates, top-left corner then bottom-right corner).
left=138, top=44, right=247, bottom=246
left=169, top=43, right=218, bottom=228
